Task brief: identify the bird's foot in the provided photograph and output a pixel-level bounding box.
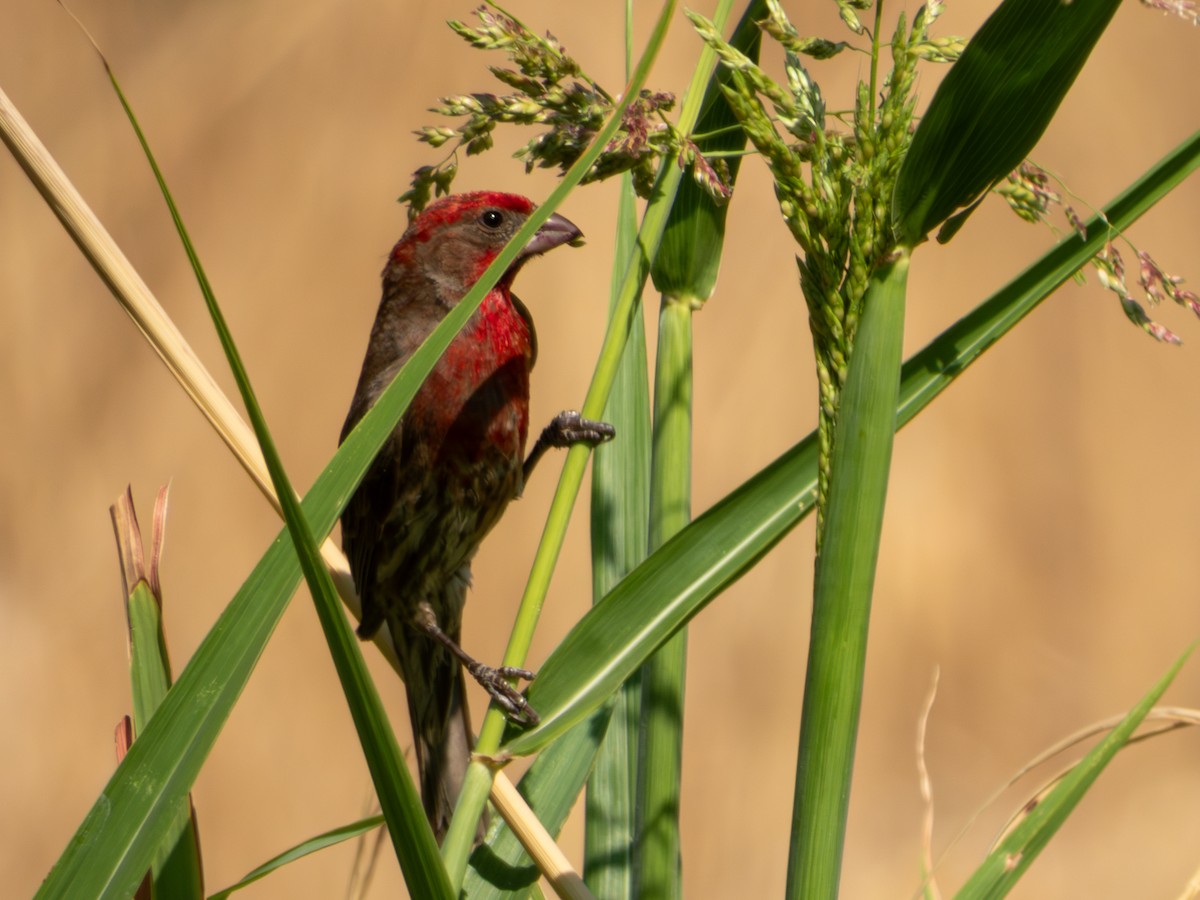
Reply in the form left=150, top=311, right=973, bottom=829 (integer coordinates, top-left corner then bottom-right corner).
left=523, top=411, right=616, bottom=482
left=416, top=604, right=540, bottom=726
left=465, top=662, right=539, bottom=726
left=540, top=410, right=616, bottom=449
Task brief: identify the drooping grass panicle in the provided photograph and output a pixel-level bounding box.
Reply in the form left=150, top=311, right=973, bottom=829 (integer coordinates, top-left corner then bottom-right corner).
left=1139, top=0, right=1200, bottom=24
left=400, top=3, right=734, bottom=212
left=999, top=160, right=1196, bottom=341
left=1095, top=241, right=1186, bottom=344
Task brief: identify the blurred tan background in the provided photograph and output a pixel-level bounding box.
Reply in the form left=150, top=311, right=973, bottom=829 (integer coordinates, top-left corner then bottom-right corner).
left=2, top=1, right=1198, bottom=897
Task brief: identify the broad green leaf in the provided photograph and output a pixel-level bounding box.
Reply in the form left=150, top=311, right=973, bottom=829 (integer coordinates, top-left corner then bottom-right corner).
left=894, top=0, right=1123, bottom=245
left=584, top=167, right=649, bottom=896
left=787, top=253, right=908, bottom=899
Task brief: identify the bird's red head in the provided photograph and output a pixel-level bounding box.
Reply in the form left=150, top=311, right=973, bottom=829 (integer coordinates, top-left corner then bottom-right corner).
left=386, top=192, right=581, bottom=303
left=409, top=192, right=536, bottom=241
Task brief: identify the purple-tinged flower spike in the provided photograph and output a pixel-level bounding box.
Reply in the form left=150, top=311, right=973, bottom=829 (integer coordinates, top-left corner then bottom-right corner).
left=1064, top=205, right=1088, bottom=238
left=1120, top=296, right=1184, bottom=344
left=1138, top=250, right=1199, bottom=319
left=998, top=162, right=1062, bottom=224
left=1095, top=244, right=1183, bottom=344
left=1004, top=171, right=1195, bottom=342
left=1181, top=291, right=1200, bottom=319
left=1139, top=0, right=1199, bottom=25
left=398, top=5, right=730, bottom=213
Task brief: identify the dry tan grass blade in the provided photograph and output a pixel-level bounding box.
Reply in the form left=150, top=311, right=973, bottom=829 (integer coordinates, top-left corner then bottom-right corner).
left=110, top=485, right=146, bottom=604
left=1177, top=858, right=1200, bottom=900
left=0, top=81, right=374, bottom=664
left=915, top=667, right=942, bottom=900
left=0, top=80, right=573, bottom=890
left=490, top=774, right=592, bottom=900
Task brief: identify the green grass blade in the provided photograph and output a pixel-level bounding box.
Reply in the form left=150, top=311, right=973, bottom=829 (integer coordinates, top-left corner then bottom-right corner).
left=787, top=253, right=908, bottom=899
left=96, top=63, right=449, bottom=897
left=125, top=584, right=172, bottom=737
left=440, top=0, right=680, bottom=878
left=459, top=171, right=652, bottom=900
left=577, top=30, right=653, bottom=900
left=636, top=297, right=694, bottom=900
left=37, top=26, right=655, bottom=894
left=499, top=131, right=1200, bottom=758
left=956, top=645, right=1195, bottom=898
left=127, top=585, right=204, bottom=900
left=127, top=580, right=202, bottom=899
left=207, top=815, right=384, bottom=900
left=894, top=0, right=1123, bottom=245
left=634, top=5, right=756, bottom=895
left=115, top=488, right=204, bottom=900
left=584, top=167, right=650, bottom=896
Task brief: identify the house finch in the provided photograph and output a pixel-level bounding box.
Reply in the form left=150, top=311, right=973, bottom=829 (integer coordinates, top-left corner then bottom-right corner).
left=340, top=191, right=612, bottom=841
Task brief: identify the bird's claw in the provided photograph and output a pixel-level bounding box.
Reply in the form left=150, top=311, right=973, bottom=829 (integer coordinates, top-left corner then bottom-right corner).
left=467, top=662, right=540, bottom=726
left=523, top=411, right=616, bottom=484
left=541, top=410, right=616, bottom=449
left=496, top=665, right=537, bottom=681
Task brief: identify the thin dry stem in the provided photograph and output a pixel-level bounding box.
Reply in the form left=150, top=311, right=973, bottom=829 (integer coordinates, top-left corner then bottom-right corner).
left=110, top=485, right=146, bottom=603
left=490, top=774, right=595, bottom=900
left=915, top=667, right=942, bottom=900
left=1177, top=859, right=1200, bottom=900
left=933, top=707, right=1200, bottom=876
left=149, top=484, right=170, bottom=599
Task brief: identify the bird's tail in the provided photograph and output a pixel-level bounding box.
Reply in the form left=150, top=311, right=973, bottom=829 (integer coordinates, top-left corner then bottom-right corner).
left=393, top=618, right=484, bottom=844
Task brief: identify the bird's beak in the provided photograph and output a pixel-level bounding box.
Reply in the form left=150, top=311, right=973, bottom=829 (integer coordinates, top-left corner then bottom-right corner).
left=522, top=212, right=584, bottom=258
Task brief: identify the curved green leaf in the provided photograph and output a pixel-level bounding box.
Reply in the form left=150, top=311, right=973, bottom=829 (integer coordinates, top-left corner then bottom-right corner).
left=501, top=131, right=1200, bottom=757
left=895, top=0, right=1123, bottom=245
left=788, top=253, right=908, bottom=899
left=208, top=816, right=384, bottom=900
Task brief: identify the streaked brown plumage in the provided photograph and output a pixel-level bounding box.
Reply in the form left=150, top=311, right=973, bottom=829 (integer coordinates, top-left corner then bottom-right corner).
left=340, top=192, right=593, bottom=840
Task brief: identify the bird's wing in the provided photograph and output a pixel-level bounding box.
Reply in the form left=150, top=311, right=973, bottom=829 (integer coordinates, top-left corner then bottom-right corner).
left=510, top=292, right=538, bottom=370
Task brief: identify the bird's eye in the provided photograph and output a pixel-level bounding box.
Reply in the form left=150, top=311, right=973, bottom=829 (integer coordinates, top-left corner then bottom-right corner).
left=480, top=209, right=504, bottom=229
